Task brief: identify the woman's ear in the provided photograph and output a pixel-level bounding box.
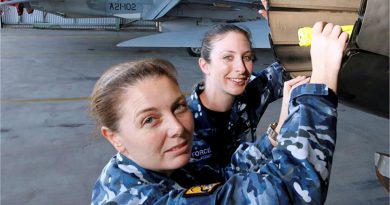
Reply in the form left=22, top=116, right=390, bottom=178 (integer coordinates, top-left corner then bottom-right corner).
left=198, top=58, right=210, bottom=75
left=101, top=126, right=126, bottom=153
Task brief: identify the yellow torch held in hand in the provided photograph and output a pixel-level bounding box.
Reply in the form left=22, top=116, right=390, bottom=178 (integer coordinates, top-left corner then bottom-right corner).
left=298, top=25, right=354, bottom=47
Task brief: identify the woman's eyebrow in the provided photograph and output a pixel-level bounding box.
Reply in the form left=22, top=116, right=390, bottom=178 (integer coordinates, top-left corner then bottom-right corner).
left=135, top=107, right=157, bottom=118
left=135, top=95, right=185, bottom=117
left=220, top=50, right=252, bottom=54
left=173, top=95, right=186, bottom=104
left=171, top=94, right=186, bottom=106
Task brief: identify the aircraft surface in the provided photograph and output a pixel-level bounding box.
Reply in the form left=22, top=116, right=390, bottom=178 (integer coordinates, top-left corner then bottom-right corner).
left=1, top=0, right=261, bottom=20
left=0, top=0, right=271, bottom=52
left=1, top=0, right=389, bottom=117
left=266, top=0, right=389, bottom=117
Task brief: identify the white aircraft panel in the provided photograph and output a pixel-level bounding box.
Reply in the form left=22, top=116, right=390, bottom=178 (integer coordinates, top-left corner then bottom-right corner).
left=118, top=20, right=270, bottom=48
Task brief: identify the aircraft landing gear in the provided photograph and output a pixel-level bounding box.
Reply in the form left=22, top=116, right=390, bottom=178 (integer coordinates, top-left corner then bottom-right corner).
left=186, top=47, right=201, bottom=57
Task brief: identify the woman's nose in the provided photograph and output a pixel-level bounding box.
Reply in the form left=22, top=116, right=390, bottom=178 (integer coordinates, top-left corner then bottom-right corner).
left=166, top=115, right=184, bottom=138
left=234, top=58, right=246, bottom=73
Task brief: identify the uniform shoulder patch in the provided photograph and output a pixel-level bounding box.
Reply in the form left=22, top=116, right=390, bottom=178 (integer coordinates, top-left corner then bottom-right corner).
left=184, top=182, right=221, bottom=197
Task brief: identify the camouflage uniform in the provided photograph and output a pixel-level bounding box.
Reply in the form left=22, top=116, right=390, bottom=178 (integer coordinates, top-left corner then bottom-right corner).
left=92, top=83, right=338, bottom=205
left=186, top=62, right=289, bottom=182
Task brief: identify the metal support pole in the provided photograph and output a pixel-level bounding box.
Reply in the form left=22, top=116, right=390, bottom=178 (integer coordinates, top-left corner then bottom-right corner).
left=115, top=17, right=121, bottom=30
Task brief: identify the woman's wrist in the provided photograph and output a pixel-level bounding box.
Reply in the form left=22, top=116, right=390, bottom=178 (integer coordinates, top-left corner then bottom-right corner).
left=267, top=122, right=279, bottom=146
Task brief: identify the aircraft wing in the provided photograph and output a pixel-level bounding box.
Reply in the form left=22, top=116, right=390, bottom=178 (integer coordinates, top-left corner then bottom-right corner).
left=118, top=20, right=270, bottom=48
left=118, top=26, right=208, bottom=48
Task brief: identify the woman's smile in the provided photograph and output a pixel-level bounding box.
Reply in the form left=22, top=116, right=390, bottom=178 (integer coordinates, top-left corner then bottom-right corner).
left=165, top=140, right=190, bottom=155
left=226, top=76, right=249, bottom=86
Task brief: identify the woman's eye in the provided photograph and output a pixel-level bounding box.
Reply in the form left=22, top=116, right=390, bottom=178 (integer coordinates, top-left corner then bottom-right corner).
left=223, top=56, right=233, bottom=61
left=243, top=55, right=253, bottom=62
left=143, top=117, right=156, bottom=126
left=175, top=103, right=188, bottom=113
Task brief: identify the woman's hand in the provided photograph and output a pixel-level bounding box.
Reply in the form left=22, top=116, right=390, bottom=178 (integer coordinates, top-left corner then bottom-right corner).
left=269, top=76, right=310, bottom=146
left=258, top=0, right=268, bottom=19
left=310, top=22, right=349, bottom=93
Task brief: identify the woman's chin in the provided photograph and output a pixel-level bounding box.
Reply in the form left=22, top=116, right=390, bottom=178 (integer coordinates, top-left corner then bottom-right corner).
left=224, top=82, right=247, bottom=96
left=227, top=87, right=246, bottom=96
left=167, top=154, right=191, bottom=170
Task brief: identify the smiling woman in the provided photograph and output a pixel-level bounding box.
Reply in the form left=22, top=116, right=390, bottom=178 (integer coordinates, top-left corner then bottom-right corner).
left=90, top=23, right=347, bottom=203
left=186, top=24, right=292, bottom=183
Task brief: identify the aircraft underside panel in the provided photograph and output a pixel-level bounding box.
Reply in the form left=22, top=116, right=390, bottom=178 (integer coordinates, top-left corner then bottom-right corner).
left=267, top=0, right=389, bottom=117
left=27, top=0, right=179, bottom=20
left=338, top=51, right=389, bottom=116
left=117, top=19, right=270, bottom=48
left=356, top=0, right=389, bottom=56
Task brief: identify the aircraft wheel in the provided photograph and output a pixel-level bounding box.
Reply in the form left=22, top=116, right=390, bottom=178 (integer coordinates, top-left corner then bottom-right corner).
left=186, top=47, right=201, bottom=57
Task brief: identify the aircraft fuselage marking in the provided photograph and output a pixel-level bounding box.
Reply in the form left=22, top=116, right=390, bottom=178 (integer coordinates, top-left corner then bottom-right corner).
left=109, top=3, right=137, bottom=11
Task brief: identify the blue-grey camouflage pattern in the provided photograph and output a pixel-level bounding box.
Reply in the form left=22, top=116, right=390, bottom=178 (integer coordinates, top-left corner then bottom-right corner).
left=92, top=83, right=338, bottom=205
left=186, top=62, right=289, bottom=183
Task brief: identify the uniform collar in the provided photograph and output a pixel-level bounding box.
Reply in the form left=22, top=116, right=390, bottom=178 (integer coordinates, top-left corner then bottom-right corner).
left=188, top=81, right=249, bottom=129
left=115, top=153, right=194, bottom=189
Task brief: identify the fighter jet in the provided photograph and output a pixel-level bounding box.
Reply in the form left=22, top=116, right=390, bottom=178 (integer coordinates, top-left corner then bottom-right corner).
left=1, top=0, right=388, bottom=117
left=0, top=0, right=260, bottom=20
left=0, top=0, right=270, bottom=54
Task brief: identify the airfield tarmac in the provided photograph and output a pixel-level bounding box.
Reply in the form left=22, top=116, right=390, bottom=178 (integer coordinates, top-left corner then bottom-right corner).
left=1, top=28, right=389, bottom=204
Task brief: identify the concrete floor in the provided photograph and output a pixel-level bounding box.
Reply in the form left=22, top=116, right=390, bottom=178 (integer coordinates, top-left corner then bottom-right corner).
left=1, top=28, right=389, bottom=205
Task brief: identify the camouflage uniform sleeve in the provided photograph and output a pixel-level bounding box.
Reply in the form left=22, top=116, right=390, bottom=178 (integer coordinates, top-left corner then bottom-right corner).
left=244, top=62, right=290, bottom=159
left=218, top=83, right=337, bottom=204
left=249, top=62, right=290, bottom=103
left=95, top=83, right=337, bottom=205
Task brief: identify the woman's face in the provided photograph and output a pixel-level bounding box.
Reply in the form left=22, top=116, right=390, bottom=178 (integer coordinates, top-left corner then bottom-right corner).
left=203, top=31, right=254, bottom=96
left=107, top=76, right=194, bottom=174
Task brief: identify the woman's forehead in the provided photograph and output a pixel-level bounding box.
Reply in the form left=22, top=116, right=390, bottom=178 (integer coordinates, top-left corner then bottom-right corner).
left=121, top=76, right=181, bottom=108
left=214, top=31, right=248, bottom=42
left=211, top=32, right=251, bottom=52
left=214, top=31, right=248, bottom=41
